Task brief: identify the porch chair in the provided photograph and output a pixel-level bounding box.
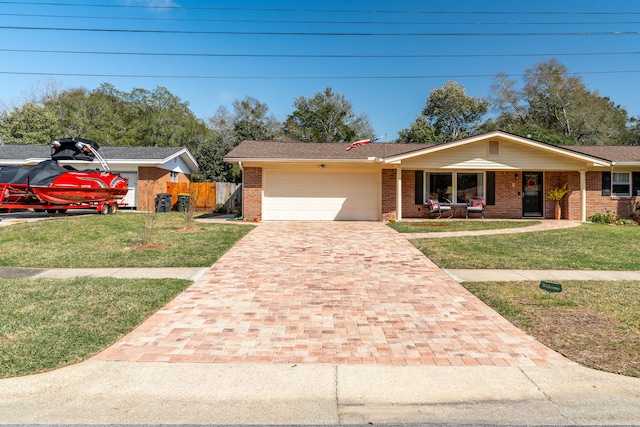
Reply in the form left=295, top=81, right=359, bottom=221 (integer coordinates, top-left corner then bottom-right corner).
left=466, top=198, right=485, bottom=218
left=427, top=199, right=453, bottom=219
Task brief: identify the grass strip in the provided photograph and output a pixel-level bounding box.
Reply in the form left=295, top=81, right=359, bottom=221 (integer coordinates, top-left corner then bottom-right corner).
left=388, top=220, right=540, bottom=233
left=464, top=280, right=640, bottom=377
left=0, top=277, right=191, bottom=378
left=412, top=223, right=640, bottom=270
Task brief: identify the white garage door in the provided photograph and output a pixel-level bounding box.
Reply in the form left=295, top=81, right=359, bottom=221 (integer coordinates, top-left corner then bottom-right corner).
left=263, top=169, right=379, bottom=221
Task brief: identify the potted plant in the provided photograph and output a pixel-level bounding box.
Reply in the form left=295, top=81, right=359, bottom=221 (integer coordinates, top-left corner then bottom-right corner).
left=547, top=183, right=569, bottom=220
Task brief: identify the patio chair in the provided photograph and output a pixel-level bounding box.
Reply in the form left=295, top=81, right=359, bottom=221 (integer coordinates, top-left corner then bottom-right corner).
left=466, top=198, right=485, bottom=218
left=427, top=199, right=453, bottom=219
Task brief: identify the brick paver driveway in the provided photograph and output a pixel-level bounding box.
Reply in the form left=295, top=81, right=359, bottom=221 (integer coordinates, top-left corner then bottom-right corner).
left=95, top=222, right=571, bottom=366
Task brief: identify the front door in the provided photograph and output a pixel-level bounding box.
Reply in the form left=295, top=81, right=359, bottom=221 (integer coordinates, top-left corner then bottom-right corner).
left=522, top=172, right=543, bottom=217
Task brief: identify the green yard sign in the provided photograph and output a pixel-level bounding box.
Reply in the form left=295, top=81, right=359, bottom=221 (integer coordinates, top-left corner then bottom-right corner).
left=540, top=281, right=563, bottom=293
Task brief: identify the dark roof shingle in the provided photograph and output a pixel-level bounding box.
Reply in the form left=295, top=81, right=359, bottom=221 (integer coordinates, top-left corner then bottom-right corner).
left=225, top=140, right=429, bottom=160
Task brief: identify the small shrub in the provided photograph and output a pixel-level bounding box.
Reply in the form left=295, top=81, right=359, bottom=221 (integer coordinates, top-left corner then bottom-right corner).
left=631, top=209, right=640, bottom=225
left=589, top=209, right=619, bottom=224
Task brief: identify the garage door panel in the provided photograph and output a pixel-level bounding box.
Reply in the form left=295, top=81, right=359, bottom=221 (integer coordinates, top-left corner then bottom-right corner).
left=263, top=170, right=379, bottom=221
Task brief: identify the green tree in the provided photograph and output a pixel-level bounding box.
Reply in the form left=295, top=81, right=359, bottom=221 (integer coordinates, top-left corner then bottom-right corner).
left=283, top=87, right=374, bottom=143
left=490, top=59, right=629, bottom=145
left=200, top=96, right=281, bottom=183
left=397, top=81, right=488, bottom=144
left=396, top=116, right=437, bottom=144
left=0, top=103, right=61, bottom=144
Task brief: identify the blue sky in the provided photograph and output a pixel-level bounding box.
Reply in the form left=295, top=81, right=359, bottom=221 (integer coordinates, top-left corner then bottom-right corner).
left=1, top=0, right=640, bottom=140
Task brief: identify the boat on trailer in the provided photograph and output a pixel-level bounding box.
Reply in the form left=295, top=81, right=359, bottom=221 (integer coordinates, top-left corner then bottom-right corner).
left=0, top=138, right=128, bottom=214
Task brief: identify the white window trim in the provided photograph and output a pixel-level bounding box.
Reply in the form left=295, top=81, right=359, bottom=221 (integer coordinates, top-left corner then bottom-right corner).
left=612, top=171, right=631, bottom=197
left=424, top=171, right=486, bottom=204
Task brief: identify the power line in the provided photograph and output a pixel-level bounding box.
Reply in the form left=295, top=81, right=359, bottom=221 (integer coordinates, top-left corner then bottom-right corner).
left=2, top=47, right=640, bottom=59
left=1, top=70, right=639, bottom=80
left=1, top=25, right=640, bottom=37
left=1, top=1, right=640, bottom=15
left=2, top=12, right=640, bottom=26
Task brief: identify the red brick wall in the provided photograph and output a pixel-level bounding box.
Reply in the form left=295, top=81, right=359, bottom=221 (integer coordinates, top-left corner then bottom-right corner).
left=583, top=171, right=633, bottom=219
left=137, top=167, right=190, bottom=211
left=243, top=167, right=262, bottom=220
left=381, top=169, right=397, bottom=221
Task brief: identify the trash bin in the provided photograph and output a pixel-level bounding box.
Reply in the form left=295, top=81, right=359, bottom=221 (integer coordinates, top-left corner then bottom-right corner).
left=155, top=193, right=172, bottom=212
left=178, top=195, right=191, bottom=212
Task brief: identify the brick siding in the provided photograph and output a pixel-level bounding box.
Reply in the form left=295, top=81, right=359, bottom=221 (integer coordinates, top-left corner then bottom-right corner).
left=243, top=167, right=262, bottom=220
left=381, top=169, right=397, bottom=220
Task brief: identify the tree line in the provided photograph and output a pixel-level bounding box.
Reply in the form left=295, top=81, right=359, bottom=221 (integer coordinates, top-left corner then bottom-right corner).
left=1, top=59, right=638, bottom=183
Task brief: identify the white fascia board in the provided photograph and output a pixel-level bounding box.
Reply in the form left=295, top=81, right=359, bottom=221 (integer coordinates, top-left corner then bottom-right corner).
left=384, top=130, right=612, bottom=167
left=224, top=157, right=378, bottom=164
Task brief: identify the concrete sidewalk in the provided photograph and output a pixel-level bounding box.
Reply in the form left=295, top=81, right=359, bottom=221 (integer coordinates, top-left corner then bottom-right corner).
left=0, top=266, right=208, bottom=281
left=447, top=268, right=640, bottom=282
left=1, top=361, right=639, bottom=425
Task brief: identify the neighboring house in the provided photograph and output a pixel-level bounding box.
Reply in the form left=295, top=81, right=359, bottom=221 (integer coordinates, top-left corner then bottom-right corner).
left=0, top=144, right=199, bottom=211
left=225, top=130, right=640, bottom=222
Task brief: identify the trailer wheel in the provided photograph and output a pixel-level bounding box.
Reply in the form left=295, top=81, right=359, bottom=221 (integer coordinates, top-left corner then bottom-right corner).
left=108, top=203, right=118, bottom=214
left=99, top=204, right=109, bottom=214
left=57, top=209, right=67, bottom=214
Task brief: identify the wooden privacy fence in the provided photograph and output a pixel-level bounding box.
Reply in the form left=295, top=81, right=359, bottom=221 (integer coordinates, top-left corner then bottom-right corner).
left=166, top=182, right=216, bottom=212
left=215, top=182, right=242, bottom=214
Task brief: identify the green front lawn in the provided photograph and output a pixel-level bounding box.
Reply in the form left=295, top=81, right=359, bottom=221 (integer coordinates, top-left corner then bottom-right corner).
left=464, top=280, right=640, bottom=377
left=412, top=223, right=640, bottom=270
left=388, top=220, right=540, bottom=233
left=0, top=277, right=191, bottom=378
left=0, top=212, right=254, bottom=267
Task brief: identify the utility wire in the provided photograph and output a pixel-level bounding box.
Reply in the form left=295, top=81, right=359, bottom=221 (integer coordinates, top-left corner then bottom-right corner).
left=1, top=25, right=639, bottom=36
left=2, top=12, right=640, bottom=26
left=1, top=70, right=639, bottom=80
left=1, top=1, right=640, bottom=15
left=2, top=47, right=639, bottom=59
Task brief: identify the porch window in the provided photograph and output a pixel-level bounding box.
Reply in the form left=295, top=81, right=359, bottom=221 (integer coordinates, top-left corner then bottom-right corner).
left=612, top=172, right=631, bottom=196
left=424, top=172, right=485, bottom=204
left=428, top=173, right=453, bottom=202
left=456, top=173, right=484, bottom=203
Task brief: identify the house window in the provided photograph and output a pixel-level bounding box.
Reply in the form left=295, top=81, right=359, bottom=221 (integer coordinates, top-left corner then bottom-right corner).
left=428, top=173, right=453, bottom=202
left=456, top=173, right=484, bottom=203
left=170, top=171, right=179, bottom=183
left=424, top=172, right=485, bottom=204
left=612, top=172, right=631, bottom=196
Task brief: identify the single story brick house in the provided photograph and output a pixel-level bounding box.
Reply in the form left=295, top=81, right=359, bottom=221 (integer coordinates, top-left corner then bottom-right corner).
left=0, top=144, right=198, bottom=211
left=225, top=130, right=640, bottom=222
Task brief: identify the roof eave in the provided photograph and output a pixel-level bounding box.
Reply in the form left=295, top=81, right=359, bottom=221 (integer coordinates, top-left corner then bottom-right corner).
left=224, top=157, right=381, bottom=164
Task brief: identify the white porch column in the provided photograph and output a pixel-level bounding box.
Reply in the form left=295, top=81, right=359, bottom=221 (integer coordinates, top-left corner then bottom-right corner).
left=580, top=170, right=587, bottom=222
left=396, top=167, right=402, bottom=221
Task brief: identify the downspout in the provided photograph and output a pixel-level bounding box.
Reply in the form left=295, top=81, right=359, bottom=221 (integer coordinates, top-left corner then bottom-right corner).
left=238, top=161, right=244, bottom=219
left=396, top=166, right=402, bottom=221
left=580, top=170, right=586, bottom=222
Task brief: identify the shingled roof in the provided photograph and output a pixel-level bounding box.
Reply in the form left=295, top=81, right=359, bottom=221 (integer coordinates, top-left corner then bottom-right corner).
left=225, top=140, right=429, bottom=161
left=226, top=136, right=640, bottom=165
left=568, top=145, right=640, bottom=163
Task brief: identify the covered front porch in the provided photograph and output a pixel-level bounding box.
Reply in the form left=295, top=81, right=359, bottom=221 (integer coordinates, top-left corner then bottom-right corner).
left=384, top=169, right=592, bottom=222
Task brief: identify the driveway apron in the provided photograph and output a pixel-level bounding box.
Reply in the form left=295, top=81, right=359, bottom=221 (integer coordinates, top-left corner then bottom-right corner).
left=95, top=222, right=572, bottom=366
